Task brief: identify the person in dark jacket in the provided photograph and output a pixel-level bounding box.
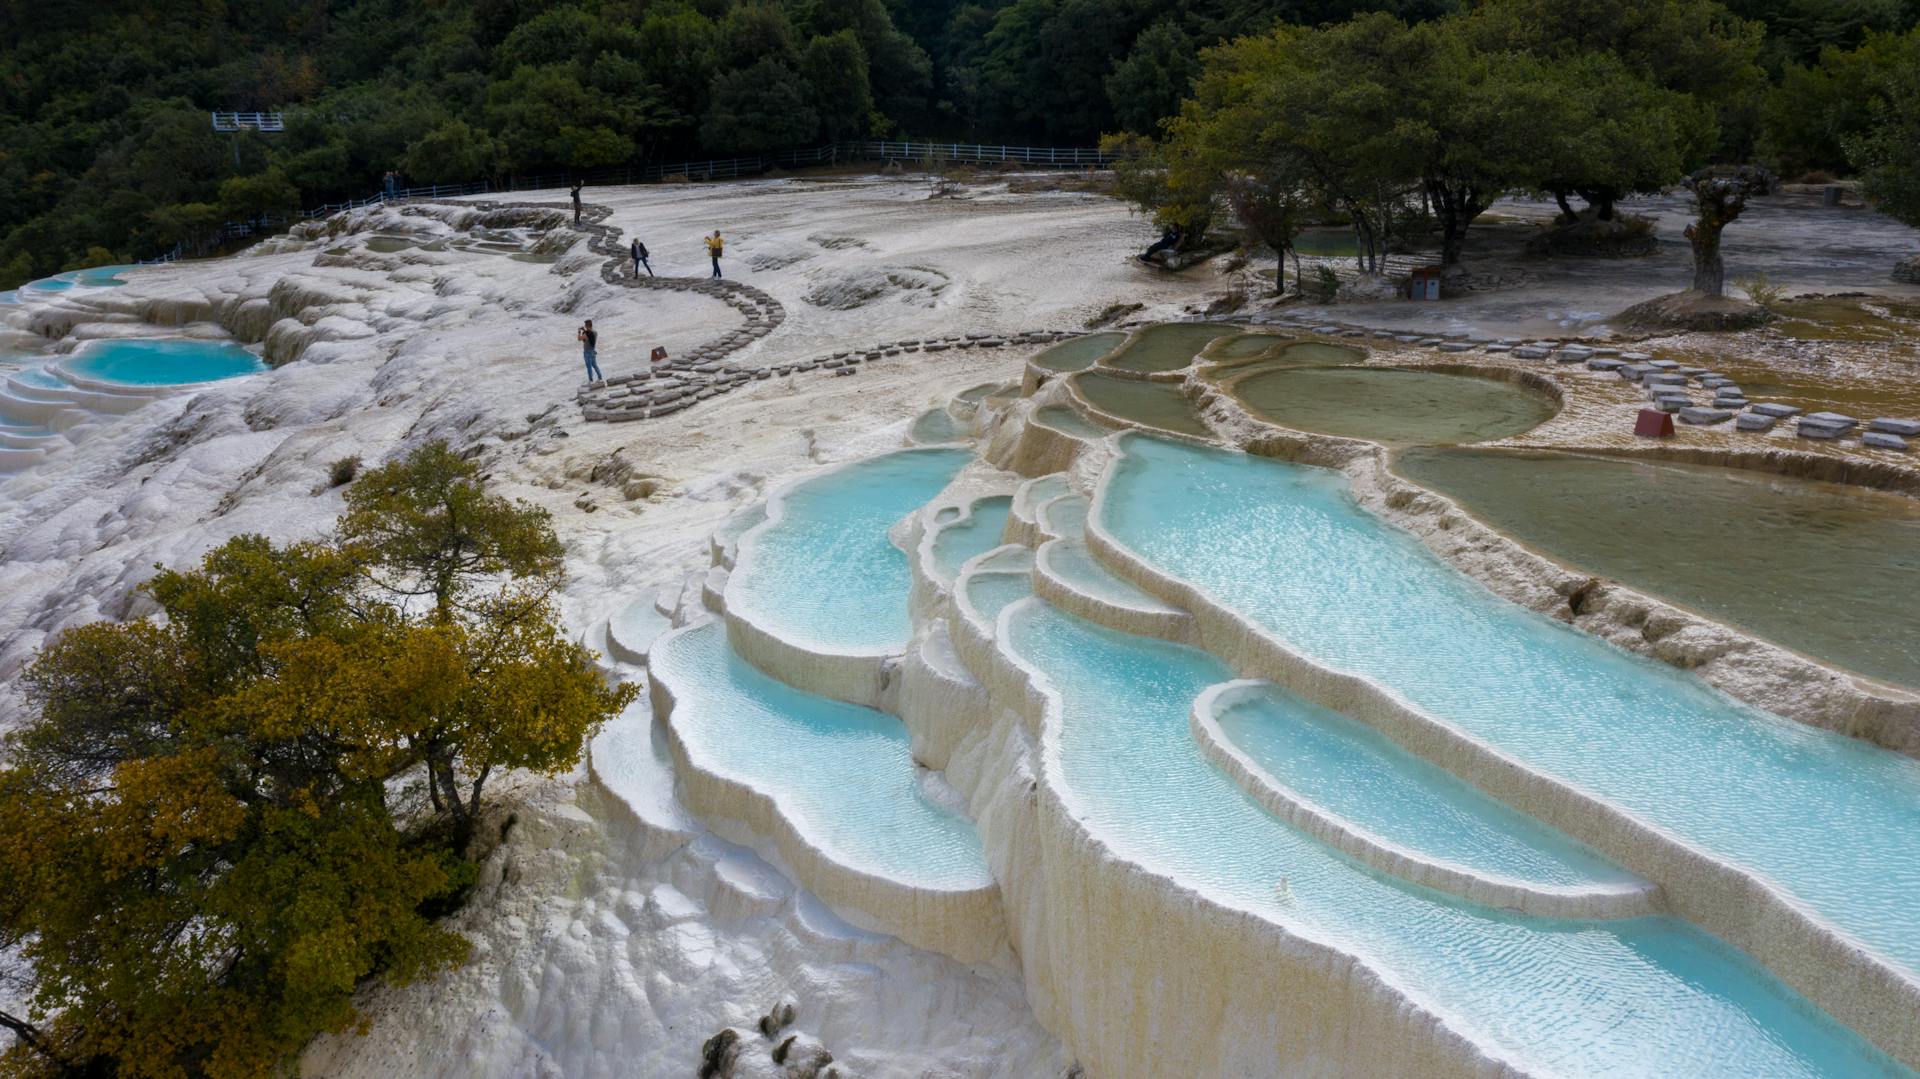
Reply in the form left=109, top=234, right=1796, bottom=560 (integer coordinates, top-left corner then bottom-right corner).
left=1139, top=223, right=1182, bottom=263
left=570, top=181, right=583, bottom=225
left=631, top=238, right=652, bottom=277
left=577, top=319, right=602, bottom=382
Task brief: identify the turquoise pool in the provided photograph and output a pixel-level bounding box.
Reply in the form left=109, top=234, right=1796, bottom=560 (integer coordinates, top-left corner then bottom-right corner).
left=930, top=496, right=1013, bottom=580
left=1097, top=435, right=1920, bottom=978
left=1004, top=596, right=1907, bottom=1077
left=64, top=339, right=265, bottom=386
left=652, top=620, right=990, bottom=888
left=23, top=266, right=130, bottom=293
left=1213, top=682, right=1643, bottom=891
left=728, top=449, right=970, bottom=653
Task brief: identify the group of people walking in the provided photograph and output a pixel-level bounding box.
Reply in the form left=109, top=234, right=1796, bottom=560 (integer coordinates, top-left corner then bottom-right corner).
left=569, top=189, right=730, bottom=383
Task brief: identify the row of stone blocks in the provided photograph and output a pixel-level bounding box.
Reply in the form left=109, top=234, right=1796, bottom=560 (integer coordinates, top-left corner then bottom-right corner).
left=575, top=329, right=1076, bottom=423
left=1244, top=307, right=1919, bottom=452
left=1575, top=356, right=1917, bottom=449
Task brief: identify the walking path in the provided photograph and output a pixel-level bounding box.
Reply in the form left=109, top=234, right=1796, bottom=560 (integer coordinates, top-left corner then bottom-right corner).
left=440, top=197, right=1077, bottom=423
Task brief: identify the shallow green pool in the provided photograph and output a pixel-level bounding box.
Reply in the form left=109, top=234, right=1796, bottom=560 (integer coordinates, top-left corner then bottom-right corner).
left=1072, top=372, right=1210, bottom=437
left=1031, top=332, right=1126, bottom=372
left=1229, top=366, right=1553, bottom=444
left=1103, top=323, right=1240, bottom=374
left=1397, top=448, right=1920, bottom=688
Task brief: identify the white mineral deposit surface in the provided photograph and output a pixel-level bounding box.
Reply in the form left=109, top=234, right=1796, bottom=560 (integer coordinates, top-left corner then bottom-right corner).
left=0, top=175, right=1213, bottom=1077
left=4, top=172, right=1919, bottom=1077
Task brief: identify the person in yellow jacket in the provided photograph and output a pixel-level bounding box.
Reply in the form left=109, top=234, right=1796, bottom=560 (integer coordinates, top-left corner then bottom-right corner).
left=705, top=230, right=724, bottom=278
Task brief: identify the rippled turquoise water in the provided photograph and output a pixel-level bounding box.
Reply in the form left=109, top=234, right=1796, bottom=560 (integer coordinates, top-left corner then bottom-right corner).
left=1005, top=597, right=1907, bottom=1077
left=931, top=496, right=1013, bottom=579
left=652, top=621, right=989, bottom=887
left=1216, top=683, right=1641, bottom=889
left=1099, top=435, right=1920, bottom=978
left=729, top=449, right=969, bottom=652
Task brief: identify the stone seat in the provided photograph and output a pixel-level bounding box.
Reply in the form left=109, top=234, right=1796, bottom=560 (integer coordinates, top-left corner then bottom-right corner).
left=1678, top=407, right=1733, bottom=425
left=1868, top=418, right=1920, bottom=437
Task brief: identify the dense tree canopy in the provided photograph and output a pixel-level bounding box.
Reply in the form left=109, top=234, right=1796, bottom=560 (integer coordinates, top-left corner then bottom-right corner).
left=1842, top=29, right=1920, bottom=229
left=0, top=442, right=635, bottom=1078
left=3, top=0, right=1918, bottom=285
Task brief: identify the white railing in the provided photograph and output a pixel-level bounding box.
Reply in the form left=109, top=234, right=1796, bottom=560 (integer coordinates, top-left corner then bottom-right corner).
left=139, top=139, right=1112, bottom=260
left=210, top=112, right=285, bottom=132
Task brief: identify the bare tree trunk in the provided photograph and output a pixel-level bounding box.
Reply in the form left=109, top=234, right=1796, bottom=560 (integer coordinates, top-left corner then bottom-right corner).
left=1687, top=221, right=1725, bottom=295
left=1553, top=189, right=1578, bottom=223
left=0, top=1011, right=72, bottom=1075
left=1682, top=166, right=1772, bottom=297
left=465, top=764, right=492, bottom=829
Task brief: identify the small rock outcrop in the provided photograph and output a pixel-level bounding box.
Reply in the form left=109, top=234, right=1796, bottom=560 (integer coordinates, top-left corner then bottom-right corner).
left=698, top=996, right=841, bottom=1079
left=1617, top=290, right=1773, bottom=332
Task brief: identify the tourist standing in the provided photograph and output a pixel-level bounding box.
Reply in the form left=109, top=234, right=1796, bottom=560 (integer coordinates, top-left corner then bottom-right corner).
left=577, top=319, right=602, bottom=382
left=631, top=238, right=652, bottom=277
left=706, top=230, right=724, bottom=278
left=383, top=170, right=398, bottom=200
left=570, top=181, right=583, bottom=225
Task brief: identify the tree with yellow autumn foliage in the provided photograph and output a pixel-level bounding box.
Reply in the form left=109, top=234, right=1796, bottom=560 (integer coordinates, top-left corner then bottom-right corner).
left=0, top=442, right=635, bottom=1078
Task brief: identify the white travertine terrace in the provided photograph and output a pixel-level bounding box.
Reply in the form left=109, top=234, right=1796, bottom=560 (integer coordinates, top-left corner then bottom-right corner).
left=645, top=618, right=1010, bottom=968
left=596, top=330, right=1920, bottom=1077
left=1189, top=680, right=1660, bottom=920
left=1075, top=428, right=1920, bottom=1069
left=1031, top=537, right=1193, bottom=644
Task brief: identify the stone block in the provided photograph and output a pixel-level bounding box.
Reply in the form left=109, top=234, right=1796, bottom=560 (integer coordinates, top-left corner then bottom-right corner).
left=1678, top=407, right=1733, bottom=425
left=1863, top=432, right=1910, bottom=450
left=1734, top=412, right=1777, bottom=432
left=1438, top=342, right=1474, bottom=352
left=1586, top=358, right=1626, bottom=371
left=1647, top=359, right=1680, bottom=370
left=1512, top=347, right=1550, bottom=359
left=1805, top=411, right=1859, bottom=427
left=1868, top=418, right=1920, bottom=436
left=1796, top=420, right=1848, bottom=440
left=1750, top=403, right=1802, bottom=418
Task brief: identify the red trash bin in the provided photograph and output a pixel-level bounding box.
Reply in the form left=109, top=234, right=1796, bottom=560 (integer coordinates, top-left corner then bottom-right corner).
left=1634, top=408, right=1675, bottom=438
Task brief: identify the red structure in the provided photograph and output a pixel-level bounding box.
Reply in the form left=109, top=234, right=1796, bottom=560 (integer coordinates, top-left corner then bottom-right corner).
left=1634, top=408, right=1675, bottom=438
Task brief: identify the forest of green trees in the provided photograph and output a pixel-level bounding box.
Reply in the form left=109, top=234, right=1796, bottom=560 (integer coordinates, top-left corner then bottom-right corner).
left=2, top=0, right=1919, bottom=286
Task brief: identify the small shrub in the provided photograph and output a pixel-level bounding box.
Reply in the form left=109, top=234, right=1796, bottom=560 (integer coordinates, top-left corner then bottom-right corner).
left=327, top=455, right=361, bottom=488
left=1305, top=265, right=1340, bottom=303
left=1795, top=170, right=1836, bottom=186
left=1736, top=272, right=1786, bottom=309
left=1205, top=289, right=1248, bottom=315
